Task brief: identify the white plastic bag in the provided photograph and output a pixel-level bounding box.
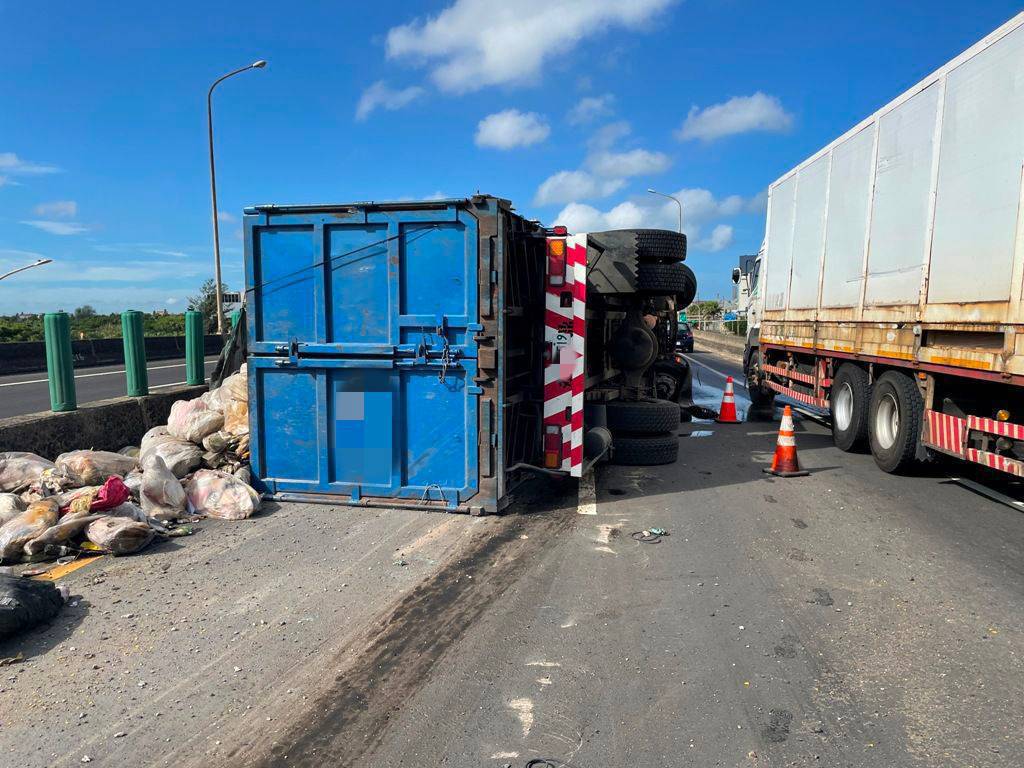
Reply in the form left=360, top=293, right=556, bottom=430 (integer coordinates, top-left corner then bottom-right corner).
left=0, top=499, right=59, bottom=562
left=139, top=435, right=202, bottom=479
left=221, top=366, right=247, bottom=402
left=167, top=397, right=224, bottom=443
left=86, top=516, right=154, bottom=555
left=55, top=450, right=138, bottom=486
left=139, top=454, right=187, bottom=523
left=185, top=469, right=260, bottom=520
left=0, top=452, right=56, bottom=493
left=0, top=494, right=26, bottom=526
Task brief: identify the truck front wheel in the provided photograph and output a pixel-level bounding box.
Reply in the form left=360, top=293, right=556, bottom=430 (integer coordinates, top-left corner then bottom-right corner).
left=868, top=371, right=923, bottom=473
left=831, top=364, right=870, bottom=452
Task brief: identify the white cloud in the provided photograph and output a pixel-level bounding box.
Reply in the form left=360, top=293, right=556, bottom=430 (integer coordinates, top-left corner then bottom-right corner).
left=534, top=170, right=624, bottom=206
left=567, top=94, right=615, bottom=125
left=475, top=109, right=550, bottom=149
left=217, top=210, right=237, bottom=223
left=699, top=224, right=734, bottom=252
left=21, top=220, right=88, bottom=235
left=355, top=80, right=426, bottom=121
left=33, top=200, right=77, bottom=218
left=554, top=188, right=753, bottom=249
left=386, top=0, right=676, bottom=93
left=0, top=152, right=60, bottom=175
left=0, top=175, right=13, bottom=187
left=677, top=92, right=793, bottom=142
left=587, top=148, right=671, bottom=178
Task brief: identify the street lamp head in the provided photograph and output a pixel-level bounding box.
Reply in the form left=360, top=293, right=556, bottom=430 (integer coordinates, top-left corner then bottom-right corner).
left=35, top=258, right=53, bottom=266
left=647, top=188, right=657, bottom=194
left=251, top=60, right=267, bottom=69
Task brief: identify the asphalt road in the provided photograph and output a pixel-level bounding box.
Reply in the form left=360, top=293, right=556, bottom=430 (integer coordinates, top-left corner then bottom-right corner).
left=0, top=356, right=219, bottom=419
left=3, top=347, right=1023, bottom=767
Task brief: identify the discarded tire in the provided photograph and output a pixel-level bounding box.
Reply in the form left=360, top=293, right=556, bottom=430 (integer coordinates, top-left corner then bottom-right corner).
left=0, top=575, right=65, bottom=639
left=589, top=228, right=687, bottom=264
left=611, top=433, right=679, bottom=466
left=607, top=398, right=681, bottom=434
left=637, top=261, right=694, bottom=298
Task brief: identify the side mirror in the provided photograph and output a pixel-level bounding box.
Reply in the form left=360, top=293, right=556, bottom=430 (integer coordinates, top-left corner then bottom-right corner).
left=731, top=268, right=741, bottom=284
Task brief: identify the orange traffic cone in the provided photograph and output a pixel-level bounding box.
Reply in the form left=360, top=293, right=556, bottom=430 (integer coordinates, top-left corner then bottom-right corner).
left=763, top=405, right=809, bottom=477
left=716, top=376, right=741, bottom=424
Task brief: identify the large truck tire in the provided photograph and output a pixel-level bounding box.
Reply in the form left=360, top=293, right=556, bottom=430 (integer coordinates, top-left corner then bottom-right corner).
left=637, top=262, right=694, bottom=297
left=590, top=229, right=687, bottom=263
left=831, top=364, right=871, bottom=452
left=677, top=263, right=697, bottom=308
left=868, top=370, right=923, bottom=473
left=610, top=433, right=679, bottom=466
left=607, top=398, right=681, bottom=434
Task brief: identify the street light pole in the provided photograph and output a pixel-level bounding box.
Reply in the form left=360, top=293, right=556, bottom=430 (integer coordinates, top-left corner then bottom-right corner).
left=647, top=188, right=683, bottom=234
left=0, top=258, right=53, bottom=282
left=208, top=59, right=266, bottom=335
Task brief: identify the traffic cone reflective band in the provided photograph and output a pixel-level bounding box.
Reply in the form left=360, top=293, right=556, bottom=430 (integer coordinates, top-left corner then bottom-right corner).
left=716, top=376, right=741, bottom=424
left=763, top=405, right=809, bottom=477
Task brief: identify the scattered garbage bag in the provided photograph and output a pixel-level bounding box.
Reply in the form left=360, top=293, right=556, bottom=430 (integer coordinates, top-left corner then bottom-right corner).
left=223, top=399, right=250, bottom=436
left=55, top=485, right=100, bottom=510
left=86, top=517, right=154, bottom=555
left=123, top=471, right=143, bottom=500
left=0, top=453, right=56, bottom=493
left=221, top=365, right=248, bottom=403
left=118, top=446, right=140, bottom=458
left=139, top=455, right=187, bottom=523
left=56, top=450, right=138, bottom=486
left=167, top=397, right=224, bottom=443
left=0, top=494, right=26, bottom=526
left=62, top=476, right=131, bottom=518
left=186, top=469, right=261, bottom=520
left=0, top=499, right=59, bottom=562
left=23, top=514, right=103, bottom=558
left=140, top=425, right=171, bottom=454
left=139, top=434, right=202, bottom=479
left=105, top=501, right=148, bottom=523
left=0, top=574, right=67, bottom=639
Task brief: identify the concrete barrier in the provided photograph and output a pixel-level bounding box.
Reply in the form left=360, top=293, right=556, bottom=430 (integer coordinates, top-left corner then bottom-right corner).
left=0, top=385, right=206, bottom=459
left=692, top=329, right=745, bottom=360
left=0, top=335, right=224, bottom=375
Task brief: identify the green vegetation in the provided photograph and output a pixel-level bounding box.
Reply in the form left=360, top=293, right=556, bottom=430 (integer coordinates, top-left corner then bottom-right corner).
left=690, top=300, right=723, bottom=318
left=0, top=308, right=186, bottom=343
left=188, top=279, right=228, bottom=333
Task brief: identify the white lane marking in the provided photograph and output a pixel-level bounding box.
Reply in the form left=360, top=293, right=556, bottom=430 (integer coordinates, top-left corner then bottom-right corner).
left=577, top=468, right=596, bottom=515
left=509, top=698, right=534, bottom=737
left=0, top=359, right=217, bottom=388
left=525, top=661, right=561, bottom=668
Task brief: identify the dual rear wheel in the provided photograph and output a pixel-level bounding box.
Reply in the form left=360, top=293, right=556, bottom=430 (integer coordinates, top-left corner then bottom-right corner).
left=606, top=398, right=681, bottom=466
left=831, top=364, right=922, bottom=473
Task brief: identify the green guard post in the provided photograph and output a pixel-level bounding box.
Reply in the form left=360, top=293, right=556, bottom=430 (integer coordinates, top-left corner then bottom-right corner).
left=44, top=311, right=77, bottom=412
left=185, top=310, right=205, bottom=385
left=121, top=310, right=149, bottom=396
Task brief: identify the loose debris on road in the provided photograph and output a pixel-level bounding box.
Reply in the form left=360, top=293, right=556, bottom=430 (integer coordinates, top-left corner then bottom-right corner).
left=0, top=364, right=261, bottom=636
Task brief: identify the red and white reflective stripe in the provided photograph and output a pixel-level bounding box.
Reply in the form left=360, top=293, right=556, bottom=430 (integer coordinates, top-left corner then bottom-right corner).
left=923, top=409, right=967, bottom=457
left=763, top=363, right=815, bottom=386
left=966, top=448, right=1024, bottom=476
left=967, top=415, right=1024, bottom=441
left=764, top=379, right=829, bottom=409
left=543, top=235, right=586, bottom=477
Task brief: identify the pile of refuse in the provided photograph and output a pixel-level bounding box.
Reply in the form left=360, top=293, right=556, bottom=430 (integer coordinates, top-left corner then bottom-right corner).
left=0, top=365, right=260, bottom=566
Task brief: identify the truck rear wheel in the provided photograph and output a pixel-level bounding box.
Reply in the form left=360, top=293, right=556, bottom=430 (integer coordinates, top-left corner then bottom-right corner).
left=610, top=433, right=679, bottom=466
left=831, top=364, right=870, bottom=452
left=590, top=228, right=687, bottom=263
left=637, top=262, right=695, bottom=299
left=868, top=371, right=923, bottom=473
left=606, top=398, right=681, bottom=434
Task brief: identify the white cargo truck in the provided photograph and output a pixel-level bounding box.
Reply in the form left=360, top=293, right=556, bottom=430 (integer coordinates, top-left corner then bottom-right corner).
left=744, top=13, right=1024, bottom=476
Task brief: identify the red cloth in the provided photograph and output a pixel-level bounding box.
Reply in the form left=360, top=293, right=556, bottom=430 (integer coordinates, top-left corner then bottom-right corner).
left=91, top=475, right=130, bottom=511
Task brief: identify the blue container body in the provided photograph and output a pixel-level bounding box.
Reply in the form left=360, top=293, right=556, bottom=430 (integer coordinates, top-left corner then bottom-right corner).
left=244, top=197, right=534, bottom=514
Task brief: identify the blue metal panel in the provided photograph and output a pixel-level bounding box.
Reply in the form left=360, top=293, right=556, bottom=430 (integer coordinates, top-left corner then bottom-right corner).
left=249, top=357, right=479, bottom=505
left=245, top=200, right=489, bottom=511
left=245, top=207, right=479, bottom=360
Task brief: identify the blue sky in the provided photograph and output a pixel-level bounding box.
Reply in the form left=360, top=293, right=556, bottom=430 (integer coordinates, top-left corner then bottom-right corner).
left=1, top=0, right=1020, bottom=313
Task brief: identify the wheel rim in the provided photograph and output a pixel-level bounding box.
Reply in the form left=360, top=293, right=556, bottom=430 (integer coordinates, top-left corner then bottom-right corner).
left=875, top=392, right=900, bottom=450
left=834, top=382, right=854, bottom=432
